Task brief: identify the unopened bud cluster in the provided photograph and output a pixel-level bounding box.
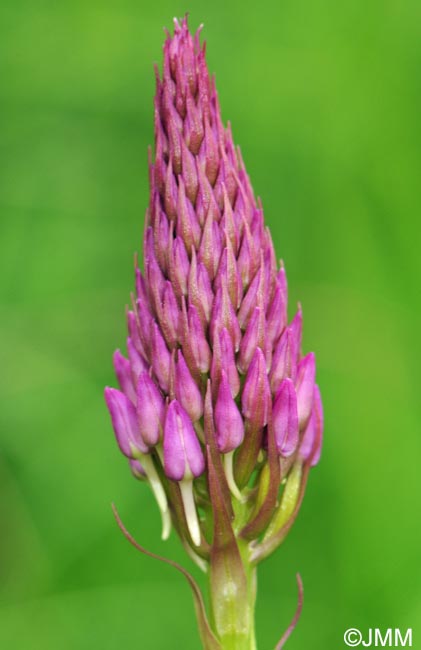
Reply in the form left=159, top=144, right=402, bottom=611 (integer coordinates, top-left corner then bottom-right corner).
left=105, top=17, right=323, bottom=649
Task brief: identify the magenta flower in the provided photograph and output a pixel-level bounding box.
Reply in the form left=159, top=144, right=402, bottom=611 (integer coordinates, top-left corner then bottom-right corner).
left=105, top=16, right=323, bottom=650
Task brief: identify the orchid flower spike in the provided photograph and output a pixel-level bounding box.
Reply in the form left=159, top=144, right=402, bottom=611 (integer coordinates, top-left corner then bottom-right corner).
left=105, top=16, right=323, bottom=650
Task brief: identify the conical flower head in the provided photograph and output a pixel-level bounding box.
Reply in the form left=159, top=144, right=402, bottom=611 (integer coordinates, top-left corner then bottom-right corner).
left=105, top=15, right=323, bottom=580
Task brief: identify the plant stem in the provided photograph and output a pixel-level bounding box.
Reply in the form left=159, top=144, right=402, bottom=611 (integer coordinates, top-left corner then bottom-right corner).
left=208, top=538, right=257, bottom=650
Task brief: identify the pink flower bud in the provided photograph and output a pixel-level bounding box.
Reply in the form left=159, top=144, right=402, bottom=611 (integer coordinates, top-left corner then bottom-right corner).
left=136, top=372, right=165, bottom=446
left=237, top=222, right=255, bottom=286
left=127, top=337, right=149, bottom=384
left=152, top=201, right=170, bottom=274
left=168, top=234, right=190, bottom=299
left=266, top=279, right=287, bottom=346
left=196, top=164, right=220, bottom=225
left=177, top=176, right=201, bottom=252
left=186, top=302, right=211, bottom=374
left=135, top=266, right=148, bottom=303
left=296, top=352, right=316, bottom=429
left=198, top=207, right=223, bottom=279
left=135, top=299, right=153, bottom=360
left=213, top=242, right=242, bottom=309
left=175, top=351, right=204, bottom=422
left=113, top=350, right=136, bottom=404
left=181, top=138, right=198, bottom=203
left=215, top=372, right=244, bottom=453
left=238, top=267, right=263, bottom=330
left=289, top=308, right=303, bottom=360
left=241, top=348, right=270, bottom=429
left=188, top=249, right=213, bottom=324
left=211, top=327, right=240, bottom=399
left=210, top=281, right=241, bottom=352
left=104, top=387, right=148, bottom=457
left=158, top=281, right=180, bottom=348
left=150, top=321, right=171, bottom=392
left=300, top=385, right=323, bottom=466
left=273, top=378, right=299, bottom=457
left=238, top=307, right=266, bottom=374
left=127, top=309, right=147, bottom=360
left=270, top=326, right=298, bottom=393
left=163, top=400, right=205, bottom=481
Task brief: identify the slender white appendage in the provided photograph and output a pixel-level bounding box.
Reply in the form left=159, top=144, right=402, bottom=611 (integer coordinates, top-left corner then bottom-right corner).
left=140, top=453, right=171, bottom=540
left=179, top=479, right=201, bottom=547
left=183, top=541, right=208, bottom=573
left=224, top=450, right=244, bottom=502
left=158, top=504, right=171, bottom=541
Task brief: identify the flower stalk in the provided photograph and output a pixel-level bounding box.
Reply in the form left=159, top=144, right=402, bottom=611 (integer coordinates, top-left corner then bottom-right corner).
left=105, top=16, right=323, bottom=649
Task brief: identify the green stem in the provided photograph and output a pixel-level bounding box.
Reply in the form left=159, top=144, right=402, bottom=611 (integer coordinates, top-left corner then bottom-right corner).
left=208, top=539, right=257, bottom=650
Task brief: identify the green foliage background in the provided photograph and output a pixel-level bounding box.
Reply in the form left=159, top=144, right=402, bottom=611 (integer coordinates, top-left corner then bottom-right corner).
left=1, top=1, right=420, bottom=648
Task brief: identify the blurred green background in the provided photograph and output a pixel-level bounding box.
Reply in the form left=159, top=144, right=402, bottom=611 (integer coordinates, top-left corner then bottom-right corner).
left=1, top=0, right=420, bottom=648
